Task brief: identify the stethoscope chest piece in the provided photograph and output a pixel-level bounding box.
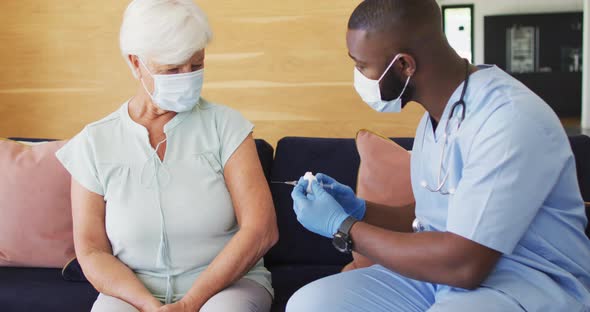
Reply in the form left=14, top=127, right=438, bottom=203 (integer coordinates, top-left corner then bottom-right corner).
left=412, top=218, right=427, bottom=233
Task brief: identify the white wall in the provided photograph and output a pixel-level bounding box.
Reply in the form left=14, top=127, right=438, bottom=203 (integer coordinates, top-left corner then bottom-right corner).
left=437, top=0, right=583, bottom=64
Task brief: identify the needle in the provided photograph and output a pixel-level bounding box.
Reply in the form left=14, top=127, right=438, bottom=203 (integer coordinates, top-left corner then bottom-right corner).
left=271, top=181, right=298, bottom=186
left=271, top=181, right=334, bottom=189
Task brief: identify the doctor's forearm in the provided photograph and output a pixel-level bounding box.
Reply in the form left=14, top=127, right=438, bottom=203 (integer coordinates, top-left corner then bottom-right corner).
left=183, top=227, right=277, bottom=307
left=349, top=222, right=499, bottom=289
left=363, top=201, right=415, bottom=232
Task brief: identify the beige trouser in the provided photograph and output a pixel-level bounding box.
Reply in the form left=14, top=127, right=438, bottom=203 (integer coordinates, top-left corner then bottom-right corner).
left=91, top=279, right=272, bottom=312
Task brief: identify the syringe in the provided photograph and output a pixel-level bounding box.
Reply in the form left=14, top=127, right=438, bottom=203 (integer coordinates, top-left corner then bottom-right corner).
left=270, top=181, right=334, bottom=189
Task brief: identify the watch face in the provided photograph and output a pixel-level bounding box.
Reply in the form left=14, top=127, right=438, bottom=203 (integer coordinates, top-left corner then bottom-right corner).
left=332, top=233, right=350, bottom=253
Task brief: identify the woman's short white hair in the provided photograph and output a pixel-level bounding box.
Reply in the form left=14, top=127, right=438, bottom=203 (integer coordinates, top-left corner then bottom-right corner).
left=120, top=0, right=213, bottom=77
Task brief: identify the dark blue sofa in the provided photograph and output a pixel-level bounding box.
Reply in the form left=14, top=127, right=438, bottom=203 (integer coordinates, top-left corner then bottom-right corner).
left=1, top=136, right=589, bottom=312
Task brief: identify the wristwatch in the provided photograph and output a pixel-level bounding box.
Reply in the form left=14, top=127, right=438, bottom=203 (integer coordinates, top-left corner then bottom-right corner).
left=332, top=216, right=358, bottom=254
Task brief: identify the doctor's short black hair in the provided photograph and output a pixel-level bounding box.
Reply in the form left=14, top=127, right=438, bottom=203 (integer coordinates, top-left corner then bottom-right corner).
left=348, top=0, right=441, bottom=33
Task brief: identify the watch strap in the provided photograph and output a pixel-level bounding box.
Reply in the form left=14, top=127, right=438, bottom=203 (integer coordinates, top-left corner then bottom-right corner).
left=338, top=215, right=358, bottom=235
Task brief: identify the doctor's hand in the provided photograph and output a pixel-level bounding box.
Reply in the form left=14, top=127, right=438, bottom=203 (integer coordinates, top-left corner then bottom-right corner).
left=316, top=173, right=366, bottom=220
left=291, top=179, right=350, bottom=238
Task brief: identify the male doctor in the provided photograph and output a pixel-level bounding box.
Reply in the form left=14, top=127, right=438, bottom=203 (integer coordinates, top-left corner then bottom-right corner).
left=287, top=0, right=590, bottom=311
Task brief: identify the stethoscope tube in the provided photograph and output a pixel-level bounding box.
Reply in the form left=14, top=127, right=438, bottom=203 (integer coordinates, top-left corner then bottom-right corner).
left=421, top=59, right=471, bottom=195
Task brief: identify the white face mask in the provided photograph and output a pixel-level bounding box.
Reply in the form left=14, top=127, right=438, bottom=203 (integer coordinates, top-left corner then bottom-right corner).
left=139, top=58, right=204, bottom=113
left=353, top=54, right=411, bottom=113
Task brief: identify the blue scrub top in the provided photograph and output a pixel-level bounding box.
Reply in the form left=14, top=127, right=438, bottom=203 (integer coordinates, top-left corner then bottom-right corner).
left=411, top=65, right=590, bottom=310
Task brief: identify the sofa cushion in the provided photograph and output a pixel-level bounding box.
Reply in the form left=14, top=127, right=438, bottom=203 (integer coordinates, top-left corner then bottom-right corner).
left=356, top=129, right=414, bottom=207
left=62, top=258, right=86, bottom=282
left=254, top=139, right=274, bottom=183
left=569, top=135, right=590, bottom=237
left=266, top=137, right=358, bottom=267
left=265, top=137, right=414, bottom=267
left=350, top=130, right=415, bottom=268
left=0, top=264, right=340, bottom=312
left=0, top=267, right=98, bottom=312
left=0, top=139, right=75, bottom=268
left=570, top=135, right=590, bottom=202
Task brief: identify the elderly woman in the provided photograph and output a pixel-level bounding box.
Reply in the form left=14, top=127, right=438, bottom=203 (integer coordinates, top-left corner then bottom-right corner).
left=55, top=1, right=277, bottom=311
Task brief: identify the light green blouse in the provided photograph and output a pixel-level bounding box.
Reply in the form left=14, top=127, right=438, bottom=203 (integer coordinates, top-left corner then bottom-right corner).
left=56, top=98, right=272, bottom=303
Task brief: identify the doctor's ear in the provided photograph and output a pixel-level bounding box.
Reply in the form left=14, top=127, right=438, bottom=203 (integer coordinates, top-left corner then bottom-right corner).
left=398, top=54, right=417, bottom=77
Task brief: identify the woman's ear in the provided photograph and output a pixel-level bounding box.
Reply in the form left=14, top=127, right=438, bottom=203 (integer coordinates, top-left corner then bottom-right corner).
left=128, top=55, right=142, bottom=79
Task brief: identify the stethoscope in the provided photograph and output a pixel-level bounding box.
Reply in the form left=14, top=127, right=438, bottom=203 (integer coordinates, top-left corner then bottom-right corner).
left=419, top=59, right=471, bottom=196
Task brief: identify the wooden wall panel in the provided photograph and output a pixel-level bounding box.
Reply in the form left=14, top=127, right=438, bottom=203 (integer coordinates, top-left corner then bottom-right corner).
left=0, top=0, right=424, bottom=147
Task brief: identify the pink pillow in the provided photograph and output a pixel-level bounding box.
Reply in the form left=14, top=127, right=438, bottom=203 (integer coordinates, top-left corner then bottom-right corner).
left=356, top=129, right=414, bottom=207
left=0, top=139, right=75, bottom=268
left=344, top=130, right=414, bottom=271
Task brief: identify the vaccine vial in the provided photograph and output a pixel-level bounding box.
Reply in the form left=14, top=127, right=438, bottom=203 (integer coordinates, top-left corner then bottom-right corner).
left=303, top=172, right=316, bottom=194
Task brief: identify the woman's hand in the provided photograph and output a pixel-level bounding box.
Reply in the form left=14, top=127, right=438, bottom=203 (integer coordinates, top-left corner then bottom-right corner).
left=157, top=300, right=199, bottom=312
left=140, top=299, right=164, bottom=312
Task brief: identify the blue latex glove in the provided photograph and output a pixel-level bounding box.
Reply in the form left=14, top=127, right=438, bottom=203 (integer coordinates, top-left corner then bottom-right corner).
left=316, top=173, right=366, bottom=220
left=291, top=179, right=350, bottom=238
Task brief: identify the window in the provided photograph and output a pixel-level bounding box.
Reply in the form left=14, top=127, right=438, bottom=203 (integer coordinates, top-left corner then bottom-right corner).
left=442, top=5, right=474, bottom=63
